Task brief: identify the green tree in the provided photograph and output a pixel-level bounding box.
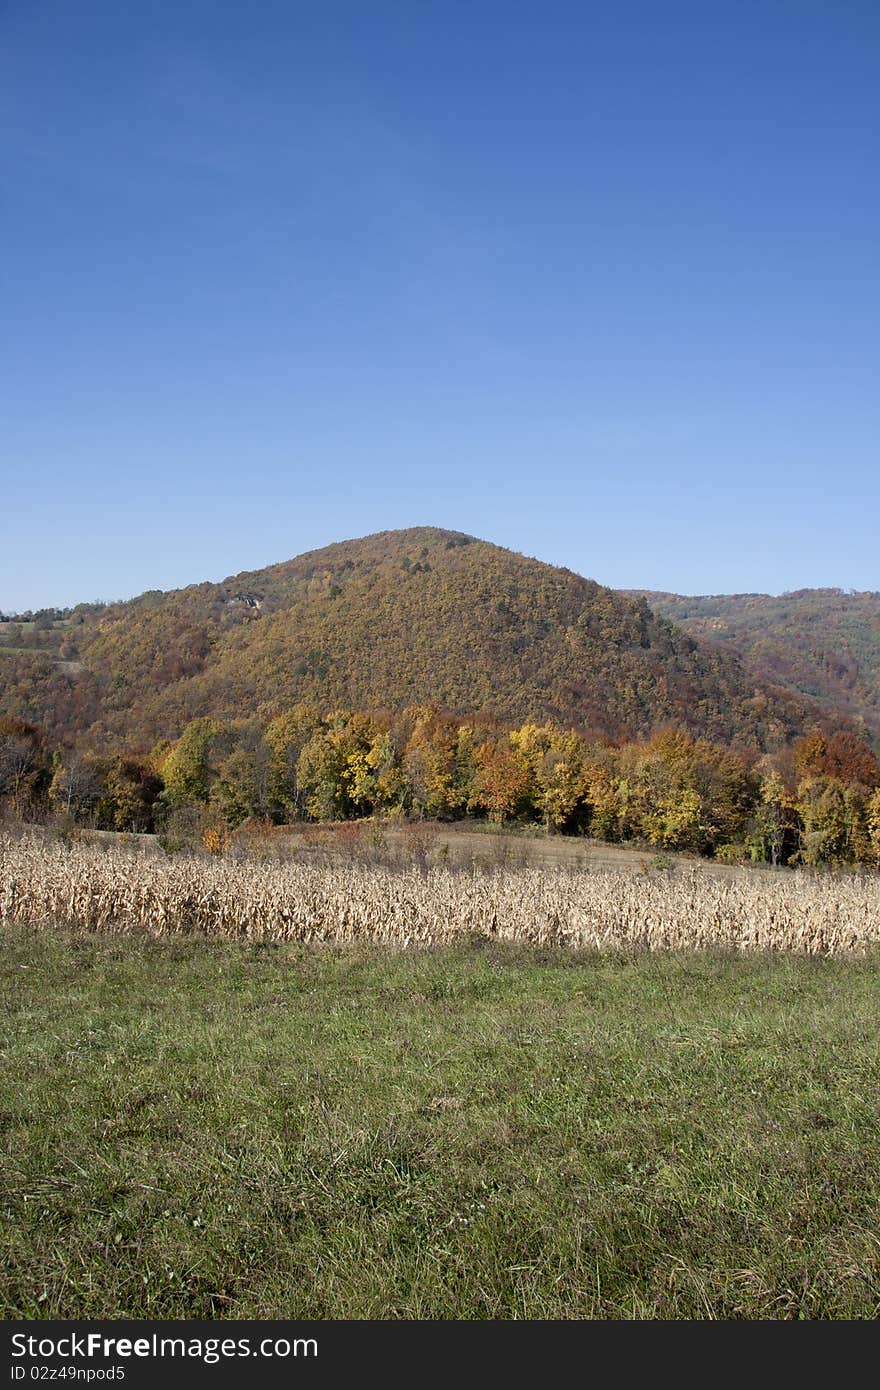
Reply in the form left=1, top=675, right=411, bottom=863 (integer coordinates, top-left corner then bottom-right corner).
left=264, top=705, right=321, bottom=819
left=748, top=768, right=796, bottom=866
left=797, top=777, right=848, bottom=865
left=295, top=714, right=378, bottom=821
left=366, top=730, right=407, bottom=813
left=215, top=723, right=273, bottom=826
left=160, top=718, right=225, bottom=807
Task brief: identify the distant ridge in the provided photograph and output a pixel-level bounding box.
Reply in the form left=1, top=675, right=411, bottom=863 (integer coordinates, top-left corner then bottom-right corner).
left=629, top=588, right=880, bottom=743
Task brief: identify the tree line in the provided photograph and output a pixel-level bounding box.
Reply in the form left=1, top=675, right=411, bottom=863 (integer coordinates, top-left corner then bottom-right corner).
left=2, top=707, right=879, bottom=867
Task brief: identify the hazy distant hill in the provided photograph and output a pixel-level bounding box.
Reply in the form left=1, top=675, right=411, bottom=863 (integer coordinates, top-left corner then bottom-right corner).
left=0, top=528, right=821, bottom=749
left=628, top=589, right=880, bottom=744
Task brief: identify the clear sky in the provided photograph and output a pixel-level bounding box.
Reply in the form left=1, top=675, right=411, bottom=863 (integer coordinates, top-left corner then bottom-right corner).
left=2, top=0, right=878, bottom=612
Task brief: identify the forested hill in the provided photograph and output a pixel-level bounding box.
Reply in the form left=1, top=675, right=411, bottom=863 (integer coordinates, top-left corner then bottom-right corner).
left=629, top=589, right=880, bottom=744
left=1, top=527, right=819, bottom=750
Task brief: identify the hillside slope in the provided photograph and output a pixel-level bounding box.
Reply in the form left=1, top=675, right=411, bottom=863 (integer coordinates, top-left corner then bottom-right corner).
left=0, top=528, right=818, bottom=749
left=629, top=589, right=880, bottom=744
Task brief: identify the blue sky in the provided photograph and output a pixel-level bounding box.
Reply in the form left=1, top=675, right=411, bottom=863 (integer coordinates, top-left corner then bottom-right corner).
left=2, top=0, right=878, bottom=611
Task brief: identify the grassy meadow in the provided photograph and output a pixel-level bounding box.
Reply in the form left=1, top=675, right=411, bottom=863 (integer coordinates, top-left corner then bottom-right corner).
left=3, top=921, right=880, bottom=1319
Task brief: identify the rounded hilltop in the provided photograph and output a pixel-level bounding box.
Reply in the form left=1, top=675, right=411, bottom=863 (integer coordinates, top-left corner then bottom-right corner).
left=0, top=526, right=823, bottom=751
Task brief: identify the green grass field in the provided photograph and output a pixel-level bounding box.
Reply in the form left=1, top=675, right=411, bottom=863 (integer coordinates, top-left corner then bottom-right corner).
left=2, top=926, right=879, bottom=1319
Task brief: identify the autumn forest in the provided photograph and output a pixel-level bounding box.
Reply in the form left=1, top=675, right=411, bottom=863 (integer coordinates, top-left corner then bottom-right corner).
left=2, top=528, right=879, bottom=867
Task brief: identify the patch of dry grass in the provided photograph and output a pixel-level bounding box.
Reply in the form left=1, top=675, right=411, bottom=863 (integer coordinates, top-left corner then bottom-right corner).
left=2, top=833, right=878, bottom=954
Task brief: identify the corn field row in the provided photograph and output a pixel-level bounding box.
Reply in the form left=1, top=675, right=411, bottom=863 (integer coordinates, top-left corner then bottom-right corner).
left=1, top=834, right=879, bottom=955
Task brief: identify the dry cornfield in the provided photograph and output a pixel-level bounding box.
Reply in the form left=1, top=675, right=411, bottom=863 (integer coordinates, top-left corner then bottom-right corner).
left=2, top=832, right=879, bottom=955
